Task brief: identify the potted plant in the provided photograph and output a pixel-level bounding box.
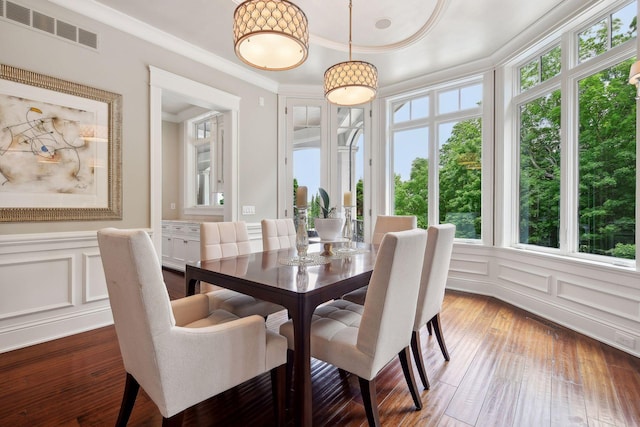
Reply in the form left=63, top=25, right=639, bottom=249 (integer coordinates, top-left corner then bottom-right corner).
left=314, top=188, right=344, bottom=241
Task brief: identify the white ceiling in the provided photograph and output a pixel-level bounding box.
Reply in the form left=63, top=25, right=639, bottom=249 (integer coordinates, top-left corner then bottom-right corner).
left=90, top=0, right=595, bottom=89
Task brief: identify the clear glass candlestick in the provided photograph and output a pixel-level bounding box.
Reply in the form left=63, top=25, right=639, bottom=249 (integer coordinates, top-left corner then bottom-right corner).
left=341, top=206, right=355, bottom=251
left=296, top=207, right=309, bottom=260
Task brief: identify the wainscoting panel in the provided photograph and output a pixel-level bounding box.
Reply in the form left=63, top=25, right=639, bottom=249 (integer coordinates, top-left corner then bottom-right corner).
left=83, top=251, right=108, bottom=303
left=557, top=278, right=640, bottom=321
left=497, top=262, right=552, bottom=294
left=0, top=231, right=128, bottom=353
left=449, top=255, right=490, bottom=276
left=0, top=255, right=73, bottom=320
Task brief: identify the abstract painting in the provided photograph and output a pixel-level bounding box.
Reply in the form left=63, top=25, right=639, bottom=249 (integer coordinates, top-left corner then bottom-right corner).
left=0, top=64, right=121, bottom=222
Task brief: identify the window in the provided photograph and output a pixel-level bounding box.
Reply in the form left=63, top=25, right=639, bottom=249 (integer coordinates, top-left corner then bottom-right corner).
left=578, top=59, right=636, bottom=258
left=578, top=1, right=636, bottom=63
left=518, top=90, right=561, bottom=248
left=389, top=80, right=483, bottom=238
left=513, top=1, right=636, bottom=263
left=520, top=45, right=561, bottom=92
left=187, top=114, right=224, bottom=211
left=336, top=107, right=366, bottom=241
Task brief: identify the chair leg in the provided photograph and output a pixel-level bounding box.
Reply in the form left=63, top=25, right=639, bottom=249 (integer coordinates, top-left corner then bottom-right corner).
left=430, top=313, right=450, bottom=361
left=115, top=373, right=139, bottom=427
left=271, top=364, right=286, bottom=427
left=285, top=349, right=294, bottom=408
left=398, top=347, right=423, bottom=410
left=410, top=330, right=430, bottom=390
left=162, top=412, right=184, bottom=427
left=426, top=321, right=433, bottom=335
left=357, top=377, right=381, bottom=427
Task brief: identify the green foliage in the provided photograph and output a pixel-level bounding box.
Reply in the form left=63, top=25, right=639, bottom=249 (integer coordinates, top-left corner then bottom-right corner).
left=318, top=187, right=331, bottom=218
left=439, top=118, right=482, bottom=238
left=577, top=58, right=636, bottom=256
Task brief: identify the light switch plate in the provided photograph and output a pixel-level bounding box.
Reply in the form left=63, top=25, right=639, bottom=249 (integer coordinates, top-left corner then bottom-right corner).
left=242, top=205, right=255, bottom=215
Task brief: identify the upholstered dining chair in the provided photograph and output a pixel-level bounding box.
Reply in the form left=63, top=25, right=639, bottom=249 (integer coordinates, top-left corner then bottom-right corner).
left=342, top=214, right=417, bottom=303
left=201, top=221, right=284, bottom=318
left=410, top=224, right=456, bottom=390
left=261, top=218, right=296, bottom=251
left=97, top=228, right=287, bottom=427
left=371, top=214, right=417, bottom=245
left=279, top=229, right=427, bottom=426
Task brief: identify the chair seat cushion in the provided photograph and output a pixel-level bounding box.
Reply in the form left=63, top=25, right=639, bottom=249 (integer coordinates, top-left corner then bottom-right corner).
left=182, top=309, right=239, bottom=328
left=280, top=300, right=377, bottom=378
left=341, top=286, right=367, bottom=305
left=207, top=289, right=284, bottom=318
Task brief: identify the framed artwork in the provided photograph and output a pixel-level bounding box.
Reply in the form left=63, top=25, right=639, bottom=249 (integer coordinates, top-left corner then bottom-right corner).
left=0, top=64, right=122, bottom=222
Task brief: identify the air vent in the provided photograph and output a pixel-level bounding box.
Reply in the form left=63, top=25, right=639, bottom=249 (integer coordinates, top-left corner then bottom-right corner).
left=32, top=11, right=54, bottom=34
left=1, top=1, right=98, bottom=50
left=78, top=28, right=97, bottom=49
left=56, top=19, right=76, bottom=41
left=6, top=1, right=29, bottom=25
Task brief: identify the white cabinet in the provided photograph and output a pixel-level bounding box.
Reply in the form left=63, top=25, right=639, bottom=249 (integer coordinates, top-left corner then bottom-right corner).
left=161, top=220, right=201, bottom=271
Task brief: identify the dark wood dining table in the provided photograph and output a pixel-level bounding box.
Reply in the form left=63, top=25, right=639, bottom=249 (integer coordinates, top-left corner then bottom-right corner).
left=185, top=242, right=377, bottom=427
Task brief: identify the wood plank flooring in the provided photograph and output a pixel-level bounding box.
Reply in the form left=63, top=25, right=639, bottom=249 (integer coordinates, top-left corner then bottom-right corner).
left=0, top=268, right=638, bottom=426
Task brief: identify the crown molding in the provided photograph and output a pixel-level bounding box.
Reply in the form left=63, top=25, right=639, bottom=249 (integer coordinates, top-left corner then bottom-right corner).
left=47, top=0, right=280, bottom=93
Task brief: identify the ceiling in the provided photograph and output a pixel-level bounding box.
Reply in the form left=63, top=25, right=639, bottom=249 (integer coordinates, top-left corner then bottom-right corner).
left=90, top=0, right=594, bottom=90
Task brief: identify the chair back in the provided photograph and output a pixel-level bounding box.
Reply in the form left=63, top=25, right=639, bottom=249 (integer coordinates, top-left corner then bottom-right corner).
left=201, top=221, right=252, bottom=260
left=97, top=228, right=173, bottom=405
left=261, top=218, right=296, bottom=251
left=371, top=215, right=417, bottom=245
left=357, top=229, right=427, bottom=375
left=414, top=224, right=456, bottom=329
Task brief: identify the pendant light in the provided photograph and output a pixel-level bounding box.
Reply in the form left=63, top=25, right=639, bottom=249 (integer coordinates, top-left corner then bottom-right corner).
left=233, top=0, right=309, bottom=71
left=324, top=0, right=378, bottom=106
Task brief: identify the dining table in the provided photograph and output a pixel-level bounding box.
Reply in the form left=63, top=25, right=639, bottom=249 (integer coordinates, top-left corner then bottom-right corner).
left=185, top=242, right=377, bottom=427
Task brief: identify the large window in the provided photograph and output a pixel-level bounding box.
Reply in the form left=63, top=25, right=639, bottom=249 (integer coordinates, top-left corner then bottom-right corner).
left=514, top=1, right=636, bottom=263
left=389, top=82, right=483, bottom=238
left=578, top=59, right=636, bottom=258
left=519, top=90, right=561, bottom=248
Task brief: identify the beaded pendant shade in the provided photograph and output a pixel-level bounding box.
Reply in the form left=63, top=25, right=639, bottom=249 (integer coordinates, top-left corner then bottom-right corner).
left=324, top=0, right=378, bottom=106
left=233, top=0, right=309, bottom=71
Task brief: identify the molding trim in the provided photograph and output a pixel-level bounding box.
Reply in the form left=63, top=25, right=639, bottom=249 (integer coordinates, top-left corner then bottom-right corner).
left=47, top=0, right=279, bottom=93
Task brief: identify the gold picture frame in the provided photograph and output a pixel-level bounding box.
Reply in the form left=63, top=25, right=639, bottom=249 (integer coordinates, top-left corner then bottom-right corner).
left=0, top=64, right=122, bottom=222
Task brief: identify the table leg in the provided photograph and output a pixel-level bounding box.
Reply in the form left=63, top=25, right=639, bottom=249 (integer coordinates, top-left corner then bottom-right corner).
left=291, top=299, right=315, bottom=427
left=186, top=277, right=198, bottom=296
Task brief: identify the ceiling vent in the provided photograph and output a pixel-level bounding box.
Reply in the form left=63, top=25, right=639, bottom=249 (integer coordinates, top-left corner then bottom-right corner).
left=1, top=1, right=98, bottom=49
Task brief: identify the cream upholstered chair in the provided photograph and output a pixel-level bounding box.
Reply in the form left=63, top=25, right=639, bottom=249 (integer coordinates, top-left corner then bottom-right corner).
left=261, top=218, right=296, bottom=251
left=201, top=221, right=284, bottom=318
left=97, top=228, right=287, bottom=427
left=342, top=214, right=417, bottom=303
left=371, top=214, right=417, bottom=245
left=279, top=229, right=427, bottom=426
left=411, top=224, right=456, bottom=390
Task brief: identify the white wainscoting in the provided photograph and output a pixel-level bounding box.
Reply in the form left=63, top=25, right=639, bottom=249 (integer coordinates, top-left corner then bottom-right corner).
left=1, top=230, right=639, bottom=358
left=0, top=231, right=116, bottom=353
left=448, top=245, right=640, bottom=358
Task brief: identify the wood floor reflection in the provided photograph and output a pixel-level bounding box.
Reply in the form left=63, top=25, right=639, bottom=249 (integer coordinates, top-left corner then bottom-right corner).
left=0, top=268, right=638, bottom=426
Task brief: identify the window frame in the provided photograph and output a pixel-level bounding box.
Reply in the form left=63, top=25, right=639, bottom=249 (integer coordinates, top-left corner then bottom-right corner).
left=386, top=75, right=488, bottom=243
left=184, top=112, right=225, bottom=216
left=508, top=0, right=637, bottom=268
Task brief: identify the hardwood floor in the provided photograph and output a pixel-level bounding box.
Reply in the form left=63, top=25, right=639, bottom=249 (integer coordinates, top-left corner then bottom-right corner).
left=1, top=268, right=639, bottom=426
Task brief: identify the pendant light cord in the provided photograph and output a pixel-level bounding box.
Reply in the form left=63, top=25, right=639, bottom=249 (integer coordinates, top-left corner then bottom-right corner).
left=348, top=0, right=353, bottom=61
